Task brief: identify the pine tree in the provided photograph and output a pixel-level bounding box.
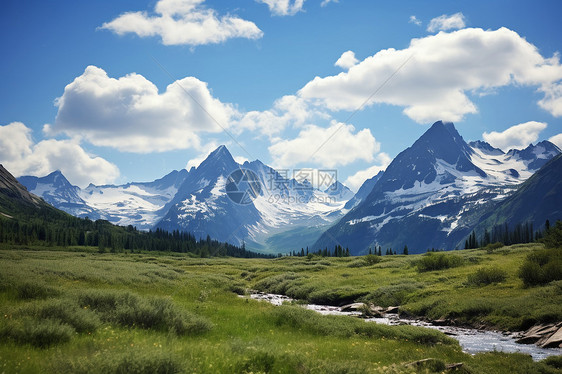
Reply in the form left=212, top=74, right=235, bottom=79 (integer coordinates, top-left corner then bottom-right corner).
left=403, top=245, right=408, bottom=255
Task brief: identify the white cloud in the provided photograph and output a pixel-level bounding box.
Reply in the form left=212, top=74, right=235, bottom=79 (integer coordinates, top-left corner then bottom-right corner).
left=0, top=122, right=119, bottom=187
left=321, top=0, right=338, bottom=7
left=344, top=153, right=391, bottom=192
left=299, top=27, right=562, bottom=123
left=482, top=121, right=547, bottom=151
left=335, top=50, right=359, bottom=70
left=100, top=0, right=262, bottom=46
left=268, top=120, right=379, bottom=168
left=427, top=12, right=466, bottom=32
left=50, top=65, right=238, bottom=153
left=239, top=95, right=328, bottom=138
left=549, top=133, right=562, bottom=149
left=409, top=15, right=421, bottom=26
left=257, top=0, right=305, bottom=16
left=538, top=83, right=562, bottom=117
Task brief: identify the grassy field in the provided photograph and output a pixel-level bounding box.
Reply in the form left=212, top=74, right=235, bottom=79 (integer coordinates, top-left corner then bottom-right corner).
left=0, top=245, right=561, bottom=373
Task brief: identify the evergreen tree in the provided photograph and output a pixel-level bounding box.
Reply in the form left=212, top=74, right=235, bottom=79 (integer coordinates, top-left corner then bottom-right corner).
left=403, top=245, right=408, bottom=255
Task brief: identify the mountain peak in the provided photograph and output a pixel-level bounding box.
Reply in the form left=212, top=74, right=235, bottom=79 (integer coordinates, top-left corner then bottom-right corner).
left=198, top=145, right=237, bottom=171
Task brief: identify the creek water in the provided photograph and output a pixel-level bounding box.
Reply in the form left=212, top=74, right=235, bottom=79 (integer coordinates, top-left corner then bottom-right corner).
left=247, top=292, right=562, bottom=361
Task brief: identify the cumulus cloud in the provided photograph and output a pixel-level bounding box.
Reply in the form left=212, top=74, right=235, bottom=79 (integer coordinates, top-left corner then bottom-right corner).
left=482, top=121, right=547, bottom=151
left=257, top=0, right=305, bottom=16
left=268, top=121, right=379, bottom=168
left=335, top=50, right=359, bottom=70
left=299, top=27, right=562, bottom=123
left=344, top=153, right=391, bottom=191
left=239, top=95, right=328, bottom=138
left=100, top=0, right=262, bottom=46
left=0, top=122, right=119, bottom=187
left=50, top=65, right=238, bottom=153
left=409, top=15, right=421, bottom=26
left=427, top=12, right=466, bottom=32
left=538, top=83, right=562, bottom=116
left=549, top=133, right=562, bottom=149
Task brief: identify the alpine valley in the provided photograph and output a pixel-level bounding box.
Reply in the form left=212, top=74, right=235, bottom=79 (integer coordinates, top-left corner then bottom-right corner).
left=19, top=121, right=561, bottom=254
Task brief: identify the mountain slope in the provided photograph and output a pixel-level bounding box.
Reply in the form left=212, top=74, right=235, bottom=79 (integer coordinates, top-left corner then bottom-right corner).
left=19, top=171, right=101, bottom=219
left=314, top=121, right=560, bottom=254
left=474, top=153, right=562, bottom=235
left=0, top=164, right=43, bottom=208
left=156, top=146, right=352, bottom=250
left=344, top=171, right=384, bottom=210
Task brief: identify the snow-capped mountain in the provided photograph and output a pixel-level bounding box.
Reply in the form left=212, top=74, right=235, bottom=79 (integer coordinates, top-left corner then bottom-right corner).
left=314, top=121, right=561, bottom=254
left=18, top=171, right=101, bottom=219
left=156, top=146, right=351, bottom=250
left=19, top=169, right=188, bottom=230
left=80, top=169, right=189, bottom=229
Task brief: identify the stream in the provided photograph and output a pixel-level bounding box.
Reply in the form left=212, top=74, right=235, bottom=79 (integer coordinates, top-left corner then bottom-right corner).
left=247, top=292, right=562, bottom=361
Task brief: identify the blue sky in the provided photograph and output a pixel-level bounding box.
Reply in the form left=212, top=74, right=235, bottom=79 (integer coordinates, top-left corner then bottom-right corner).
left=1, top=0, right=561, bottom=190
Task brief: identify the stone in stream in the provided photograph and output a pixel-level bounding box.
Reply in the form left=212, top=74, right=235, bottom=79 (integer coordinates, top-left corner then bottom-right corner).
left=340, top=302, right=366, bottom=312
left=538, top=326, right=562, bottom=348
left=385, top=306, right=399, bottom=314
left=516, top=322, right=562, bottom=347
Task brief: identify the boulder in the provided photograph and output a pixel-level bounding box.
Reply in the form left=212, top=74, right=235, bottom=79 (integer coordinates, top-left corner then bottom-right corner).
left=385, top=306, right=399, bottom=314
left=538, top=326, right=562, bottom=348
left=340, top=303, right=367, bottom=312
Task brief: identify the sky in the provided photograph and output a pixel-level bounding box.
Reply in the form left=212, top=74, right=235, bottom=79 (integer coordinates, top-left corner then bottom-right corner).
left=1, top=0, right=561, bottom=191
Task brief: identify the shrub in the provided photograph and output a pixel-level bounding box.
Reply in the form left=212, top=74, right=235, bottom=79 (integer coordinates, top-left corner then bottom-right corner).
left=543, top=355, right=562, bottom=369
left=77, top=290, right=211, bottom=335
left=15, top=281, right=58, bottom=300
left=0, top=318, right=74, bottom=348
left=416, top=253, right=463, bottom=272
left=253, top=272, right=304, bottom=295
left=24, top=299, right=101, bottom=333
left=348, top=254, right=381, bottom=268
left=467, top=267, right=507, bottom=286
left=362, top=283, right=423, bottom=307
left=519, top=248, right=562, bottom=286
left=484, top=242, right=504, bottom=253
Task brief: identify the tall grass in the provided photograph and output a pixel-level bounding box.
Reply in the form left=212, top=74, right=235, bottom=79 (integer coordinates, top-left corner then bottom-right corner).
left=77, top=290, right=212, bottom=335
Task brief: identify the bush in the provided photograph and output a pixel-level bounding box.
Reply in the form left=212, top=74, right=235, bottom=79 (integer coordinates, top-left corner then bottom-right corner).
left=543, top=355, right=562, bottom=369
left=253, top=272, right=304, bottom=295
left=77, top=290, right=211, bottom=335
left=467, top=267, right=507, bottom=286
left=348, top=254, right=381, bottom=268
left=0, top=318, right=74, bottom=348
left=15, top=281, right=58, bottom=300
left=362, top=283, right=423, bottom=307
left=416, top=253, right=463, bottom=272
left=519, top=248, right=562, bottom=286
left=23, top=299, right=101, bottom=333
left=484, top=242, right=504, bottom=253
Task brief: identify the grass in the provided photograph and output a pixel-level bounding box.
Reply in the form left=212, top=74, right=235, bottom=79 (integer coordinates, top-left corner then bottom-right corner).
left=0, top=245, right=560, bottom=373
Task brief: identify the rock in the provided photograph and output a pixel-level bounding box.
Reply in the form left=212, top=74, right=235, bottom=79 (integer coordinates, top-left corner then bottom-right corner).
left=516, top=323, right=562, bottom=347
left=385, top=306, right=399, bottom=314
left=369, top=305, right=386, bottom=317
left=340, top=302, right=367, bottom=312
left=432, top=319, right=449, bottom=326
left=538, top=326, right=562, bottom=348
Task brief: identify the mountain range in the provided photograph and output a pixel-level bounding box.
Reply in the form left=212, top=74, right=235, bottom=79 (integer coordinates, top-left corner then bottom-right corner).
left=18, top=121, right=561, bottom=254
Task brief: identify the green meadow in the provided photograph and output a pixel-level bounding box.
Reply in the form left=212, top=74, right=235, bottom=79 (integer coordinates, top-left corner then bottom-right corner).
left=0, top=244, right=561, bottom=373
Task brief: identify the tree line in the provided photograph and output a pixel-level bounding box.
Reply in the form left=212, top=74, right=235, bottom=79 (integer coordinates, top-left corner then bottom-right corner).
left=464, top=220, right=551, bottom=250
left=0, top=200, right=275, bottom=258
